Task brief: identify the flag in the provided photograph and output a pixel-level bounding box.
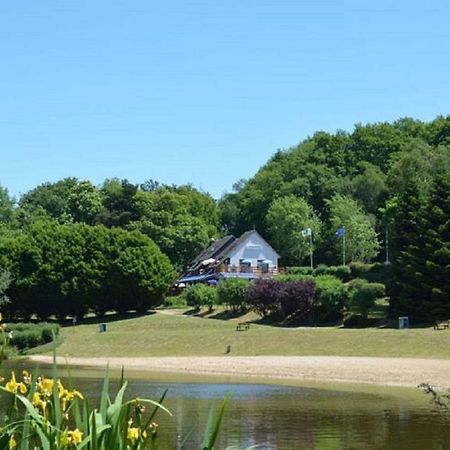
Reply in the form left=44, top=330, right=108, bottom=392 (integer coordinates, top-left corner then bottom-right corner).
left=336, top=227, right=345, bottom=238
left=301, top=228, right=312, bottom=237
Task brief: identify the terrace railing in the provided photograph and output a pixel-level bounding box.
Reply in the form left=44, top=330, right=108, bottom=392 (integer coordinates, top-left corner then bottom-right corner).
left=217, top=265, right=286, bottom=277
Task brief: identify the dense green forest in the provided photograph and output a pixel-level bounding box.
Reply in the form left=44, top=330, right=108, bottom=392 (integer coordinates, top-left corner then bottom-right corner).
left=0, top=115, right=449, bottom=322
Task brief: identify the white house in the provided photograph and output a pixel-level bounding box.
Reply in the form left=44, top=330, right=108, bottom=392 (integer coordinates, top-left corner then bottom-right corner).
left=177, top=230, right=280, bottom=284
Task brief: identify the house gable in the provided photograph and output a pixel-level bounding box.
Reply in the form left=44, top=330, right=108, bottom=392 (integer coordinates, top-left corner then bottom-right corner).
left=225, top=230, right=279, bottom=268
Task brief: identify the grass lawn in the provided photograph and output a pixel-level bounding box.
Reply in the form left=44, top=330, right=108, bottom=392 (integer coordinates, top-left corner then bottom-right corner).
left=46, top=309, right=450, bottom=359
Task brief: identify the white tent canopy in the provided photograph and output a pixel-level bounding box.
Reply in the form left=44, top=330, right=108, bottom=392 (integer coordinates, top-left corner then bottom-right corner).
left=201, top=258, right=216, bottom=266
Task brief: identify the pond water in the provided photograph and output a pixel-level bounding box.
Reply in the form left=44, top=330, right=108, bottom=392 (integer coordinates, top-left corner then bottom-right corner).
left=4, top=362, right=450, bottom=449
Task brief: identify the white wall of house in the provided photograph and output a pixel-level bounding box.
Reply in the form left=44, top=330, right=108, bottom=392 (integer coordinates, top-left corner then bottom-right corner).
left=226, top=231, right=279, bottom=267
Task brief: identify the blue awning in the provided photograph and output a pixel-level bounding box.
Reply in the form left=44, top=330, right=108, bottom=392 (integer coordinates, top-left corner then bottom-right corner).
left=177, top=273, right=217, bottom=283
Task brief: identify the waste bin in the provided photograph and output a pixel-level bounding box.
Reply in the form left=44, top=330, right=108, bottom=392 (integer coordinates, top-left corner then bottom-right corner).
left=99, top=323, right=107, bottom=333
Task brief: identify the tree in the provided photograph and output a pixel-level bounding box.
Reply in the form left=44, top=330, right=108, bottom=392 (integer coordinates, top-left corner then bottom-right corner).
left=0, top=222, right=175, bottom=319
left=98, top=178, right=140, bottom=227
left=392, top=172, right=450, bottom=322
left=421, top=173, right=450, bottom=320
left=351, top=162, right=388, bottom=215
left=387, top=139, right=436, bottom=197
left=0, top=186, right=15, bottom=223
left=66, top=180, right=104, bottom=224
left=265, top=195, right=322, bottom=266
left=132, top=187, right=220, bottom=270
left=0, top=269, right=11, bottom=307
left=327, top=195, right=379, bottom=263
left=105, top=228, right=176, bottom=313
left=19, top=178, right=78, bottom=221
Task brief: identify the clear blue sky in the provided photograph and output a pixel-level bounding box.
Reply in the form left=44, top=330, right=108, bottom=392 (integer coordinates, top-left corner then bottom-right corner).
left=1, top=1, right=449, bottom=200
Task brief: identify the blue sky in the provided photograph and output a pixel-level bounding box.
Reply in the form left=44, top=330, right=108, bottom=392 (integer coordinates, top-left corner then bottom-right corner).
left=1, top=1, right=449, bottom=199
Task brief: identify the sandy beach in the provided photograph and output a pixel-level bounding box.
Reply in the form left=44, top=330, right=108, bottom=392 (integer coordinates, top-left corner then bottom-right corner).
left=28, top=355, right=450, bottom=389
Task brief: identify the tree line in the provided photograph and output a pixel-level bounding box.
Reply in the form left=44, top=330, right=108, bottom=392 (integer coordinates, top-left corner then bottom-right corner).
left=0, top=115, right=449, bottom=322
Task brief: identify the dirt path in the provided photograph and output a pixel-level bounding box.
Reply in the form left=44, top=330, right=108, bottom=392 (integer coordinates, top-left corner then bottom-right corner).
left=28, top=355, right=450, bottom=389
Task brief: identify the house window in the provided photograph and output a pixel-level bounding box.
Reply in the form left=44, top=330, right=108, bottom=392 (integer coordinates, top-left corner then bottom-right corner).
left=257, top=259, right=270, bottom=273
left=239, top=259, right=252, bottom=272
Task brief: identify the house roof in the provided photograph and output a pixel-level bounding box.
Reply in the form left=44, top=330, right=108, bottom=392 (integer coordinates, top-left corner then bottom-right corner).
left=187, top=234, right=236, bottom=272
left=222, top=230, right=280, bottom=259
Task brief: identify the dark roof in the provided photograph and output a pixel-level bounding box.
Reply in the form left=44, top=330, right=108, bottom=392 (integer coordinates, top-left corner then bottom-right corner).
left=187, top=235, right=236, bottom=272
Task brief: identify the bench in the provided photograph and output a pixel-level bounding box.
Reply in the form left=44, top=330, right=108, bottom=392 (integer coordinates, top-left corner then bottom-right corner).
left=433, top=320, right=450, bottom=330
left=236, top=322, right=251, bottom=332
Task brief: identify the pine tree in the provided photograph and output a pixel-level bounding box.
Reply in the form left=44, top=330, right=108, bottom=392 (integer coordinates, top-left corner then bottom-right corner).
left=421, top=173, right=450, bottom=320
left=388, top=182, right=428, bottom=321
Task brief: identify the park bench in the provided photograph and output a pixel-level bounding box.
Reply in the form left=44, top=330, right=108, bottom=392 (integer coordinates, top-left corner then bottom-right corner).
left=236, top=322, right=251, bottom=332
left=433, top=320, right=450, bottom=330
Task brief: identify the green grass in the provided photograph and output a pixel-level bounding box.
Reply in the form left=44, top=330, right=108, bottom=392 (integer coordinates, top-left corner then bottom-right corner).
left=47, top=309, right=450, bottom=359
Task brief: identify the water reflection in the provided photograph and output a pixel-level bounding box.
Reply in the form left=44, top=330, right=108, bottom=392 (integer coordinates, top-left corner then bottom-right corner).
left=66, top=379, right=450, bottom=449
left=2, top=362, right=450, bottom=449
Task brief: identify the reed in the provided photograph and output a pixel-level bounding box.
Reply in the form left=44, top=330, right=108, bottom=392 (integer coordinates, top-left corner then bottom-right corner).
left=0, top=314, right=236, bottom=450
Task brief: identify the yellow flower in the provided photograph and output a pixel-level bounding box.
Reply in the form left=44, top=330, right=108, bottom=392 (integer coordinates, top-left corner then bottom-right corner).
left=8, top=435, right=16, bottom=450
left=68, top=429, right=83, bottom=445
left=5, top=372, right=17, bottom=393
left=58, top=381, right=84, bottom=411
left=127, top=427, right=139, bottom=443
left=38, top=377, right=54, bottom=397
left=5, top=372, right=26, bottom=395
left=32, top=392, right=47, bottom=413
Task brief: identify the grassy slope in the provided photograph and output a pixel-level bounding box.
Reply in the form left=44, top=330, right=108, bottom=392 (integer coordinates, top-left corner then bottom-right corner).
left=51, top=310, right=450, bottom=359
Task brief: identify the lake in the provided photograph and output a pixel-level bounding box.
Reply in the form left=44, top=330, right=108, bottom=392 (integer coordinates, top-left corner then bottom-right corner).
left=3, top=362, right=450, bottom=449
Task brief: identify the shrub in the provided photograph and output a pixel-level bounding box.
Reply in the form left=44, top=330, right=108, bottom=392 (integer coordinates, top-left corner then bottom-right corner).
left=7, top=323, right=60, bottom=351
left=274, top=274, right=313, bottom=282
left=245, top=279, right=282, bottom=318
left=183, top=284, right=217, bottom=310
left=315, top=275, right=348, bottom=324
left=286, top=266, right=314, bottom=276
left=245, top=279, right=317, bottom=321
left=216, top=278, right=249, bottom=311
left=312, top=265, right=351, bottom=281
left=334, top=265, right=352, bottom=282
left=163, top=294, right=187, bottom=308
left=347, top=279, right=386, bottom=319
left=349, top=262, right=373, bottom=278
left=278, top=279, right=317, bottom=322
left=313, top=264, right=335, bottom=277
left=0, top=222, right=175, bottom=319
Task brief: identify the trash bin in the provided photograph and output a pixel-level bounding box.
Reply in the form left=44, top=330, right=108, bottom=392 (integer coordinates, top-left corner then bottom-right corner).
left=399, top=316, right=409, bottom=329
left=100, top=323, right=107, bottom=333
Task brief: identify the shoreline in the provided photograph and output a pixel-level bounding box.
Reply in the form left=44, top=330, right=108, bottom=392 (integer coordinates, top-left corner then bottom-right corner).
left=28, top=355, right=450, bottom=390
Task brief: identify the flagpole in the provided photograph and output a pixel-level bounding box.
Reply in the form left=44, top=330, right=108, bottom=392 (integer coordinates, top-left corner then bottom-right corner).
left=309, top=232, right=313, bottom=269
left=343, top=227, right=346, bottom=266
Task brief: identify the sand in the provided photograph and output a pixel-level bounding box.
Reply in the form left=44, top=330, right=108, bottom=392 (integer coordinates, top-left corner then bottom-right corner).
left=28, top=355, right=450, bottom=389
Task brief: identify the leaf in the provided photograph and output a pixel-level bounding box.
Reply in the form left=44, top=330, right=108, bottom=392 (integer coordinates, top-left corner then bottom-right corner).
left=202, top=393, right=232, bottom=450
